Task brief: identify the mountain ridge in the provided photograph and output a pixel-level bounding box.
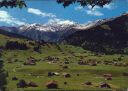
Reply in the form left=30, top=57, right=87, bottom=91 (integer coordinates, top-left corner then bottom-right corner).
left=0, top=23, right=80, bottom=42
left=0, top=13, right=128, bottom=44
left=63, top=13, right=128, bottom=54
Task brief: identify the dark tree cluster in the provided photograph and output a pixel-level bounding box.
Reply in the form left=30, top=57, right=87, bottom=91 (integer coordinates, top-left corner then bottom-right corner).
left=65, top=29, right=128, bottom=54
left=5, top=41, right=29, bottom=50
left=0, top=53, right=7, bottom=91
left=57, top=0, right=112, bottom=8
left=33, top=45, right=41, bottom=53
left=0, top=0, right=112, bottom=8
left=36, top=40, right=47, bottom=46
left=0, top=0, right=26, bottom=8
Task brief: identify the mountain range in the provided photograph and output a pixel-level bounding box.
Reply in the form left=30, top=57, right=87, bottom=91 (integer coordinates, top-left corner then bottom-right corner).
left=0, top=23, right=80, bottom=42
left=0, top=16, right=115, bottom=42
left=0, top=13, right=128, bottom=54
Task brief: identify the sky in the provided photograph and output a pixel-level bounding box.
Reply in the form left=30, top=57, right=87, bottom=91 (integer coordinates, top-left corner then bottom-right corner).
left=0, top=0, right=128, bottom=26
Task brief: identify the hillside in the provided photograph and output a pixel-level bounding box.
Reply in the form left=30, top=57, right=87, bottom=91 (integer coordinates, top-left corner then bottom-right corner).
left=63, top=13, right=128, bottom=54
left=0, top=29, right=128, bottom=91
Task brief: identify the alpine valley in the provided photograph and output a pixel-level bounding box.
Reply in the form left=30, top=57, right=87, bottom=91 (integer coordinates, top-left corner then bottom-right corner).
left=0, top=13, right=128, bottom=91
left=1, top=13, right=128, bottom=53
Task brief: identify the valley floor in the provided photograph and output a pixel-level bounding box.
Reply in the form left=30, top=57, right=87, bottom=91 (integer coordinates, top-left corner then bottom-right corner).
left=2, top=44, right=128, bottom=91
left=0, top=33, right=128, bottom=91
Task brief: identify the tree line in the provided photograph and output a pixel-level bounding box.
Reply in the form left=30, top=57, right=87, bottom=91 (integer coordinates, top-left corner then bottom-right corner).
left=5, top=41, right=29, bottom=50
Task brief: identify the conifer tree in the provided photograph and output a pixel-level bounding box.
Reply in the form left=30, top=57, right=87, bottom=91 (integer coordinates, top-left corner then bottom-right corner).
left=0, top=53, right=7, bottom=91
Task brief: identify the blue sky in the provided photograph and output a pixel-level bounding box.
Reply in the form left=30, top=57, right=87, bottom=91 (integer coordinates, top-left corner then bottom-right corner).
left=0, top=0, right=128, bottom=26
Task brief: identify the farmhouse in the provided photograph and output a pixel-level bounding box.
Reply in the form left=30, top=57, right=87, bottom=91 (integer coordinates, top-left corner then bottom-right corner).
left=63, top=73, right=71, bottom=78
left=85, top=81, right=92, bottom=85
left=46, top=80, right=58, bottom=89
left=100, top=82, right=111, bottom=88
left=24, top=57, right=36, bottom=65
left=28, top=82, right=38, bottom=87
left=17, top=79, right=28, bottom=88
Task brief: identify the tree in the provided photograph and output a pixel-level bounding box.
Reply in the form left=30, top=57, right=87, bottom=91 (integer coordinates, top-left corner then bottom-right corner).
left=0, top=0, right=26, bottom=8
left=5, top=41, right=29, bottom=50
left=0, top=0, right=112, bottom=8
left=0, top=53, right=7, bottom=91
left=57, top=0, right=112, bottom=8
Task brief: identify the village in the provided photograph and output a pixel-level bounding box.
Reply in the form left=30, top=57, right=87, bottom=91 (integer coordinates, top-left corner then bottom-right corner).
left=0, top=35, right=128, bottom=91
left=4, top=46, right=128, bottom=90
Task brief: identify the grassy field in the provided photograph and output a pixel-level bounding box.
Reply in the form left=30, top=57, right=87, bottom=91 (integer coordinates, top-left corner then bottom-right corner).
left=0, top=34, right=128, bottom=91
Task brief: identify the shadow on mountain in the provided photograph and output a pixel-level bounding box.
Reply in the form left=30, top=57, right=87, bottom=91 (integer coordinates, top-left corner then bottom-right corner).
left=0, top=29, right=31, bottom=40
left=63, top=13, right=128, bottom=54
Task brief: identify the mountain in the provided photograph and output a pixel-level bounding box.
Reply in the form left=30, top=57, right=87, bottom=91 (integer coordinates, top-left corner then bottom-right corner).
left=63, top=13, right=128, bottom=54
left=0, top=28, right=31, bottom=40
left=0, top=17, right=118, bottom=43
left=1, top=13, right=128, bottom=54
left=0, top=23, right=81, bottom=42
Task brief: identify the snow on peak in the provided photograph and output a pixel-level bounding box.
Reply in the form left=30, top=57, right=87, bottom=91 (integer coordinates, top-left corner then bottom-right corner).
left=47, top=18, right=77, bottom=26
left=18, top=21, right=78, bottom=32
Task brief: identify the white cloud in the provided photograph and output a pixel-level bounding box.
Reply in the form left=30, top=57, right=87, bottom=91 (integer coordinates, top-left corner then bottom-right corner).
left=75, top=5, right=101, bottom=12
left=0, top=10, right=26, bottom=26
left=75, top=3, right=116, bottom=17
left=28, top=8, right=56, bottom=18
left=75, top=5, right=103, bottom=16
left=86, top=5, right=103, bottom=16
left=27, top=8, right=76, bottom=26
left=86, top=10, right=103, bottom=16
left=47, top=18, right=76, bottom=25
left=87, top=5, right=100, bottom=10
left=103, top=3, right=115, bottom=10
left=75, top=6, right=83, bottom=11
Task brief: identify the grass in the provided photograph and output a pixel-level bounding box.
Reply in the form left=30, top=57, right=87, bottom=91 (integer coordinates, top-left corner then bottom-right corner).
left=0, top=34, right=128, bottom=91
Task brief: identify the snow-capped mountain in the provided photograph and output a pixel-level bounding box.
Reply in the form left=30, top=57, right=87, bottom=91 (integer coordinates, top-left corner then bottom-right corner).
left=0, top=19, right=113, bottom=42
left=1, top=13, right=126, bottom=42
left=0, top=22, right=80, bottom=42
left=19, top=23, right=77, bottom=32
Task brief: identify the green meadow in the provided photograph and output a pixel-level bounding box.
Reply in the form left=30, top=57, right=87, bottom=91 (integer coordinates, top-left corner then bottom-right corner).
left=0, top=34, right=128, bottom=91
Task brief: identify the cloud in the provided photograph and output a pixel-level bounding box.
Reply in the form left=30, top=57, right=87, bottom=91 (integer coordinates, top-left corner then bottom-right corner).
left=75, top=6, right=83, bottom=11
left=27, top=8, right=75, bottom=25
left=27, top=8, right=76, bottom=26
left=75, top=5, right=103, bottom=16
left=75, top=5, right=101, bottom=11
left=86, top=10, right=103, bottom=16
left=87, top=5, right=100, bottom=10
left=86, top=5, right=103, bottom=16
left=103, top=3, right=115, bottom=10
left=0, top=10, right=26, bottom=26
left=28, top=8, right=56, bottom=18
left=47, top=18, right=76, bottom=25
left=75, top=3, right=116, bottom=16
